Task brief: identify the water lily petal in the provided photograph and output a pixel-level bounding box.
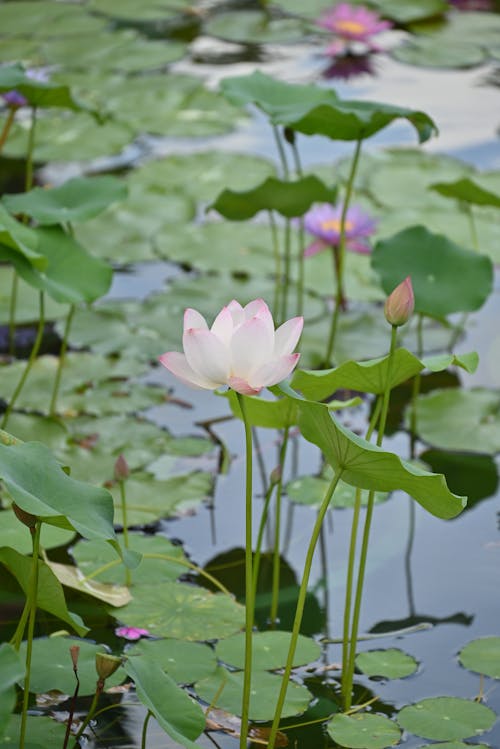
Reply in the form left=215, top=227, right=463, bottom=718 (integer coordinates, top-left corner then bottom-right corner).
left=304, top=239, right=328, bottom=257
left=211, top=305, right=234, bottom=346
left=251, top=353, right=301, bottom=388
left=158, top=351, right=219, bottom=390
left=184, top=308, right=208, bottom=332
left=230, top=317, right=274, bottom=378
left=227, top=376, right=262, bottom=396
left=183, top=328, right=230, bottom=384
left=274, top=317, right=304, bottom=357
left=227, top=299, right=245, bottom=327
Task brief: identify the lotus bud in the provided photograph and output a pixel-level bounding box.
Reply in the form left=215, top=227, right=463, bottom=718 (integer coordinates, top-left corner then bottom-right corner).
left=384, top=276, right=414, bottom=327
left=69, top=645, right=80, bottom=670
left=12, top=503, right=37, bottom=528
left=95, top=653, right=122, bottom=681
left=114, top=454, right=129, bottom=482
left=270, top=465, right=282, bottom=485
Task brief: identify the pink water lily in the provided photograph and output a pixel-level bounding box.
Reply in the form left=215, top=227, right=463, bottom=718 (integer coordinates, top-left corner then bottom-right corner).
left=159, top=299, right=303, bottom=396
left=318, top=3, right=392, bottom=56
left=304, top=203, right=377, bottom=257
left=115, top=626, right=150, bottom=641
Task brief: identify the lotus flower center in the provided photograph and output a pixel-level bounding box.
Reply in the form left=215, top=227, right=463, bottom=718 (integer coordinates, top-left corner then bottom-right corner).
left=321, top=219, right=354, bottom=232
left=335, top=20, right=368, bottom=35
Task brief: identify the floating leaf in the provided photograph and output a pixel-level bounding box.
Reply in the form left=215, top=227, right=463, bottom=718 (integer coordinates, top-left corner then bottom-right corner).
left=370, top=0, right=448, bottom=23
left=415, top=743, right=490, bottom=749
left=458, top=637, right=500, bottom=679
left=0, top=204, right=43, bottom=269
left=0, top=715, right=66, bottom=747
left=0, top=509, right=74, bottom=555
left=215, top=631, right=321, bottom=671
left=129, top=639, right=217, bottom=684
left=372, top=226, right=493, bottom=317
left=296, top=399, right=466, bottom=519
left=125, top=657, right=206, bottom=749
left=411, top=389, right=500, bottom=454
left=0, top=63, right=87, bottom=112
left=195, top=667, right=312, bottom=721
left=355, top=648, right=418, bottom=679
left=205, top=10, right=310, bottom=44
left=47, top=561, right=131, bottom=607
left=0, top=441, right=116, bottom=541
left=3, top=176, right=127, bottom=225
left=19, top=637, right=125, bottom=696
left=0, top=644, right=23, bottom=736
left=210, top=175, right=335, bottom=220
left=293, top=349, right=423, bottom=401
left=0, top=547, right=87, bottom=635
left=397, top=697, right=496, bottom=740
left=327, top=713, right=401, bottom=748
left=116, top=581, right=245, bottom=640
left=286, top=476, right=388, bottom=508
left=430, top=178, right=500, bottom=209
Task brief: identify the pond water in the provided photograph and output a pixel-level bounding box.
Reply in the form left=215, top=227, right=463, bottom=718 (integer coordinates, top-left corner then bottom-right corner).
left=1, top=1, right=500, bottom=748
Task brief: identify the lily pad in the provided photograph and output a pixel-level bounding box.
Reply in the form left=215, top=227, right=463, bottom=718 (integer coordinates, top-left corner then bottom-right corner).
left=0, top=204, right=43, bottom=269
left=129, top=639, right=217, bottom=684
left=115, top=581, right=245, bottom=640
left=0, top=509, right=74, bottom=555
left=0, top=715, right=66, bottom=747
left=416, top=743, right=490, bottom=749
left=372, top=226, right=493, bottom=318
left=195, top=667, right=312, bottom=721
left=327, top=713, right=401, bottom=748
left=89, top=0, right=191, bottom=22
left=410, top=389, right=500, bottom=454
left=0, top=644, right=23, bottom=737
left=286, top=476, right=388, bottom=508
left=355, top=648, right=418, bottom=679
left=71, top=534, right=188, bottom=586
left=397, top=697, right=496, bottom=741
left=19, top=636, right=125, bottom=695
left=48, top=560, right=131, bottom=607
left=205, top=10, right=310, bottom=44
left=0, top=63, right=87, bottom=112
left=0, top=2, right=106, bottom=38
left=215, top=631, right=321, bottom=671
left=458, top=637, right=500, bottom=679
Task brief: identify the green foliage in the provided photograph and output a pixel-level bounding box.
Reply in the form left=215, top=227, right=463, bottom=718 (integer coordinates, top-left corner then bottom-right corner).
left=355, top=648, right=418, bottom=679
left=397, top=697, right=496, bottom=741
left=458, top=637, right=500, bottom=679
left=327, top=713, right=401, bottom=748
left=215, top=631, right=321, bottom=671
left=129, top=639, right=217, bottom=684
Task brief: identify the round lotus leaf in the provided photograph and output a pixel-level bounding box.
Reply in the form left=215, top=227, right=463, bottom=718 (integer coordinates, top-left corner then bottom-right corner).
left=215, top=631, right=321, bottom=671
left=1, top=412, right=68, bottom=451
left=195, top=667, right=312, bottom=721
left=411, top=389, right=500, bottom=454
left=393, top=37, right=485, bottom=69
left=327, top=713, right=401, bottom=748
left=372, top=226, right=493, bottom=318
left=2, top=113, right=134, bottom=163
left=72, top=533, right=188, bottom=586
left=127, top=150, right=275, bottom=205
left=205, top=10, right=310, bottom=44
left=89, top=0, right=191, bottom=22
left=416, top=743, right=490, bottom=749
left=129, top=639, right=217, bottom=684
left=397, top=697, right=496, bottom=741
left=0, top=714, right=66, bottom=747
left=115, top=581, right=245, bottom=640
left=19, top=637, right=125, bottom=696
left=0, top=509, right=75, bottom=555
left=0, top=37, right=39, bottom=64
left=459, top=637, right=500, bottom=679
left=270, top=0, right=338, bottom=17
left=286, top=477, right=388, bottom=508
left=0, top=1, right=100, bottom=37
left=355, top=649, right=418, bottom=679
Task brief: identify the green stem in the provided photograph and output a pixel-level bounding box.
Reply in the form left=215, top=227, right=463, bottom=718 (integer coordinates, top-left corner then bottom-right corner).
left=118, top=480, right=131, bottom=587
left=141, top=710, right=152, bottom=749
left=324, top=138, right=363, bottom=365
left=343, top=325, right=398, bottom=711
left=0, top=107, right=16, bottom=155
left=49, top=303, right=75, bottom=417
left=341, top=396, right=382, bottom=701
left=19, top=521, right=41, bottom=749
left=270, top=427, right=289, bottom=626
left=10, top=597, right=30, bottom=651
left=8, top=273, right=18, bottom=357
left=2, top=291, right=45, bottom=430
left=296, top=218, right=305, bottom=319
left=280, top=219, right=292, bottom=322
left=267, top=468, right=343, bottom=749
left=252, top=480, right=278, bottom=617
left=466, top=204, right=479, bottom=252
left=269, top=211, right=282, bottom=321
left=236, top=393, right=254, bottom=749
left=25, top=106, right=37, bottom=193
left=410, top=314, right=424, bottom=454
left=272, top=124, right=290, bottom=180
left=72, top=680, right=103, bottom=746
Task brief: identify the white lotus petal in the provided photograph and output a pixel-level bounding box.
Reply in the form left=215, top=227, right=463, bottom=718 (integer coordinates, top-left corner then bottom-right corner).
left=274, top=317, right=304, bottom=357
left=244, top=298, right=267, bottom=320
left=227, top=299, right=244, bottom=327
left=211, top=305, right=234, bottom=346
left=227, top=376, right=262, bottom=395
left=158, top=351, right=218, bottom=390
left=230, top=317, right=274, bottom=378
left=251, top=353, right=301, bottom=388
left=183, top=329, right=230, bottom=384
left=184, top=308, right=208, bottom=332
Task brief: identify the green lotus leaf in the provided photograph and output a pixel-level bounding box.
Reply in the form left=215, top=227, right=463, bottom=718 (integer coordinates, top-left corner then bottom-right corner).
left=327, top=713, right=401, bottom=748
left=0, top=204, right=43, bottom=268
left=195, top=667, right=312, bottom=720
left=129, top=639, right=217, bottom=684
left=0, top=268, right=66, bottom=323
left=205, top=10, right=311, bottom=44
left=0, top=714, right=66, bottom=747
left=458, top=637, right=500, bottom=678
left=0, top=63, right=88, bottom=112
left=0, top=509, right=74, bottom=554
left=397, top=697, right=496, bottom=741
left=286, top=476, right=388, bottom=508
left=116, top=581, right=245, bottom=640
left=0, top=644, right=24, bottom=737
left=430, top=177, right=500, bottom=208
left=0, top=1, right=106, bottom=37
left=215, top=631, right=321, bottom=671
left=355, top=648, right=418, bottom=679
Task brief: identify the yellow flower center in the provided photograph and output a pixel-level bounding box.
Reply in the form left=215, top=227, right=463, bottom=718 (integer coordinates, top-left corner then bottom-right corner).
left=335, top=19, right=368, bottom=35
left=321, top=219, right=353, bottom=232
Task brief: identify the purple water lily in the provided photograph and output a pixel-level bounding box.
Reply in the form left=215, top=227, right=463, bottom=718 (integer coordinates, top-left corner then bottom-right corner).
left=115, top=626, right=151, bottom=641
left=317, top=3, right=392, bottom=56
left=304, top=203, right=377, bottom=257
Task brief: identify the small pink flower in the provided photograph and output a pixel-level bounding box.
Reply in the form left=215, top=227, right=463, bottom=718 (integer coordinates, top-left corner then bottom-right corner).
left=159, top=300, right=303, bottom=396
left=384, top=276, right=415, bottom=327
left=115, top=626, right=151, bottom=641
left=304, top=203, right=377, bottom=257
left=2, top=68, right=49, bottom=110
left=318, top=3, right=392, bottom=56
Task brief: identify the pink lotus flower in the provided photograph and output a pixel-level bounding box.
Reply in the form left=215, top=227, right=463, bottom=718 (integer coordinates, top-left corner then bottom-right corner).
left=384, top=276, right=415, bottom=327
left=159, top=299, right=303, bottom=396
left=318, top=3, right=392, bottom=56
left=304, top=203, right=377, bottom=257
left=115, top=626, right=150, bottom=641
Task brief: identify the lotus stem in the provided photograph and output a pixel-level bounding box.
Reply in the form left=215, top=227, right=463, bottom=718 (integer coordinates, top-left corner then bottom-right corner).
left=269, top=211, right=282, bottom=321
left=270, top=427, right=289, bottom=626
left=19, top=520, right=41, bottom=749
left=0, top=107, right=16, bottom=155
left=141, top=711, right=152, bottom=749
left=49, top=303, right=75, bottom=417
